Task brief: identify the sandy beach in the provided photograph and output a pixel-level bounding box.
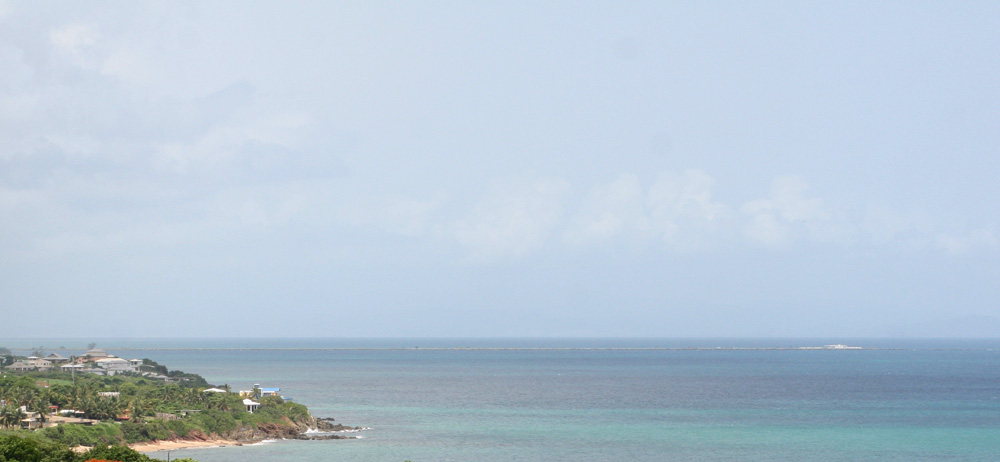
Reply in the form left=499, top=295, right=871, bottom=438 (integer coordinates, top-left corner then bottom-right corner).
left=128, top=439, right=241, bottom=453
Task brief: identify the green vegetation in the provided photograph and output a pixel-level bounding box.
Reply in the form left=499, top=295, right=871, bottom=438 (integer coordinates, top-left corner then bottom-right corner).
left=0, top=432, right=74, bottom=462
left=0, top=349, right=320, bottom=455
left=38, top=423, right=121, bottom=447
left=0, top=432, right=194, bottom=462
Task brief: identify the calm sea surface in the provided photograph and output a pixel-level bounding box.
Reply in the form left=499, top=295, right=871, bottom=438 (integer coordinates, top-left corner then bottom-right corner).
left=8, top=338, right=1000, bottom=461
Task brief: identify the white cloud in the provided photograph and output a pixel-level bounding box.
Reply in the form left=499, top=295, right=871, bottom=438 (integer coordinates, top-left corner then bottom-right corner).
left=858, top=206, right=998, bottom=255
left=743, top=211, right=791, bottom=248
left=564, top=170, right=731, bottom=251
left=154, top=110, right=312, bottom=174
left=50, top=23, right=99, bottom=52
left=382, top=197, right=438, bottom=237
left=225, top=190, right=306, bottom=228
left=43, top=134, right=102, bottom=158
left=566, top=173, right=648, bottom=243
left=860, top=205, right=933, bottom=250
left=742, top=176, right=825, bottom=221
left=49, top=23, right=101, bottom=69
left=100, top=46, right=158, bottom=84
left=0, top=43, right=32, bottom=89
left=646, top=170, right=731, bottom=250
left=935, top=227, right=998, bottom=256
left=740, top=175, right=852, bottom=248
left=0, top=187, right=41, bottom=209
left=451, top=177, right=571, bottom=260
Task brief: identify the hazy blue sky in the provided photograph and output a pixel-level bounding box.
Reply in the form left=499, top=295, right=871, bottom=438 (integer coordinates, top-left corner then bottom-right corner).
left=2, top=2, right=998, bottom=338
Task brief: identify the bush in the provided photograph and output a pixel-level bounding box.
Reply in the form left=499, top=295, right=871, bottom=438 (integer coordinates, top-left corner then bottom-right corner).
left=0, top=433, right=75, bottom=462
left=188, top=410, right=237, bottom=436
left=39, top=423, right=124, bottom=447
left=78, top=445, right=154, bottom=462
left=163, top=419, right=194, bottom=438
left=254, top=402, right=310, bottom=423
left=121, top=421, right=174, bottom=444
left=120, top=422, right=145, bottom=444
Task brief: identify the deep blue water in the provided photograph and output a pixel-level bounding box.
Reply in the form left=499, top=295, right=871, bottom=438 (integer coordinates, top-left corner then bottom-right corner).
left=7, top=338, right=1000, bottom=461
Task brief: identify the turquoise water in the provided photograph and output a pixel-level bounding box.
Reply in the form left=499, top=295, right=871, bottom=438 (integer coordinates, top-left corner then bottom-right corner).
left=8, top=338, right=1000, bottom=461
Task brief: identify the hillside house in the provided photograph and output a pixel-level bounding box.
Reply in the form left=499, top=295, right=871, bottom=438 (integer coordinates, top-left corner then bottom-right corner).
left=45, top=353, right=70, bottom=363
left=95, top=357, right=138, bottom=375
left=6, top=361, right=34, bottom=371
left=83, top=348, right=110, bottom=360
left=25, top=357, right=53, bottom=371
left=243, top=399, right=260, bottom=413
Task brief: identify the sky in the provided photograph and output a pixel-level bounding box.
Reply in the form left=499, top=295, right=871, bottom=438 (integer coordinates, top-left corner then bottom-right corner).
left=1, top=1, right=999, bottom=338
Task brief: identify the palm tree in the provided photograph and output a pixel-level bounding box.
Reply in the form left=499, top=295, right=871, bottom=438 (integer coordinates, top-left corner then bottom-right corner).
left=189, top=386, right=204, bottom=405
left=28, top=391, right=50, bottom=426
left=128, top=396, right=150, bottom=422
left=69, top=383, right=98, bottom=419
left=205, top=392, right=232, bottom=412
left=10, top=383, right=36, bottom=409
left=0, top=404, right=26, bottom=428
left=0, top=405, right=12, bottom=428
left=161, top=384, right=179, bottom=403
left=48, top=385, right=70, bottom=409
left=91, top=395, right=122, bottom=421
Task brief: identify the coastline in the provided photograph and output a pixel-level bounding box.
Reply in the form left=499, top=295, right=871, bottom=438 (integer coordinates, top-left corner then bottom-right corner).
left=128, top=438, right=243, bottom=453
left=123, top=424, right=359, bottom=453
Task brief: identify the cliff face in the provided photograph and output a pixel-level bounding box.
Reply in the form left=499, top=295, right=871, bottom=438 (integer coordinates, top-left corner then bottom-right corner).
left=223, top=412, right=361, bottom=442
left=228, top=421, right=302, bottom=441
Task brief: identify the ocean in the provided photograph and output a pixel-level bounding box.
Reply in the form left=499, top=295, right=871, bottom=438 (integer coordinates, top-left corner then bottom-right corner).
left=7, top=338, right=1000, bottom=461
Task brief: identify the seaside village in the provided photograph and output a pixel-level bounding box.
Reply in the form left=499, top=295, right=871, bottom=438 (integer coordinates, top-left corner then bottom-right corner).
left=2, top=348, right=283, bottom=429
left=7, top=349, right=147, bottom=377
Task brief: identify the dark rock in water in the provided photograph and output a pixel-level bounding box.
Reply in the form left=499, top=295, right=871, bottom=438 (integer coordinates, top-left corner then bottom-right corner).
left=295, top=433, right=357, bottom=440
left=325, top=424, right=363, bottom=432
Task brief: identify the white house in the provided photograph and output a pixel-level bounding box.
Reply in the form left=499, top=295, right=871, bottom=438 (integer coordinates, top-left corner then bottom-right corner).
left=243, top=399, right=260, bottom=413
left=25, top=357, right=53, bottom=371
left=95, top=357, right=138, bottom=375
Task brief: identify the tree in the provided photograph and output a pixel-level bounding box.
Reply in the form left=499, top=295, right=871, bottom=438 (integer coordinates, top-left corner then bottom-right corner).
left=0, top=433, right=76, bottom=462
left=204, top=392, right=233, bottom=412
left=79, top=444, right=155, bottom=462
left=5, top=376, right=40, bottom=408
left=128, top=396, right=150, bottom=422
left=159, top=384, right=181, bottom=406
left=69, top=383, right=100, bottom=419
left=27, top=390, right=51, bottom=426
left=0, top=404, right=26, bottom=428
left=90, top=395, right=123, bottom=421
left=48, top=385, right=70, bottom=409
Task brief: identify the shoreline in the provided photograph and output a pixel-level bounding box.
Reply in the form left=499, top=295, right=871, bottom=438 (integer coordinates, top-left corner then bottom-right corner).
left=128, top=438, right=244, bottom=453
